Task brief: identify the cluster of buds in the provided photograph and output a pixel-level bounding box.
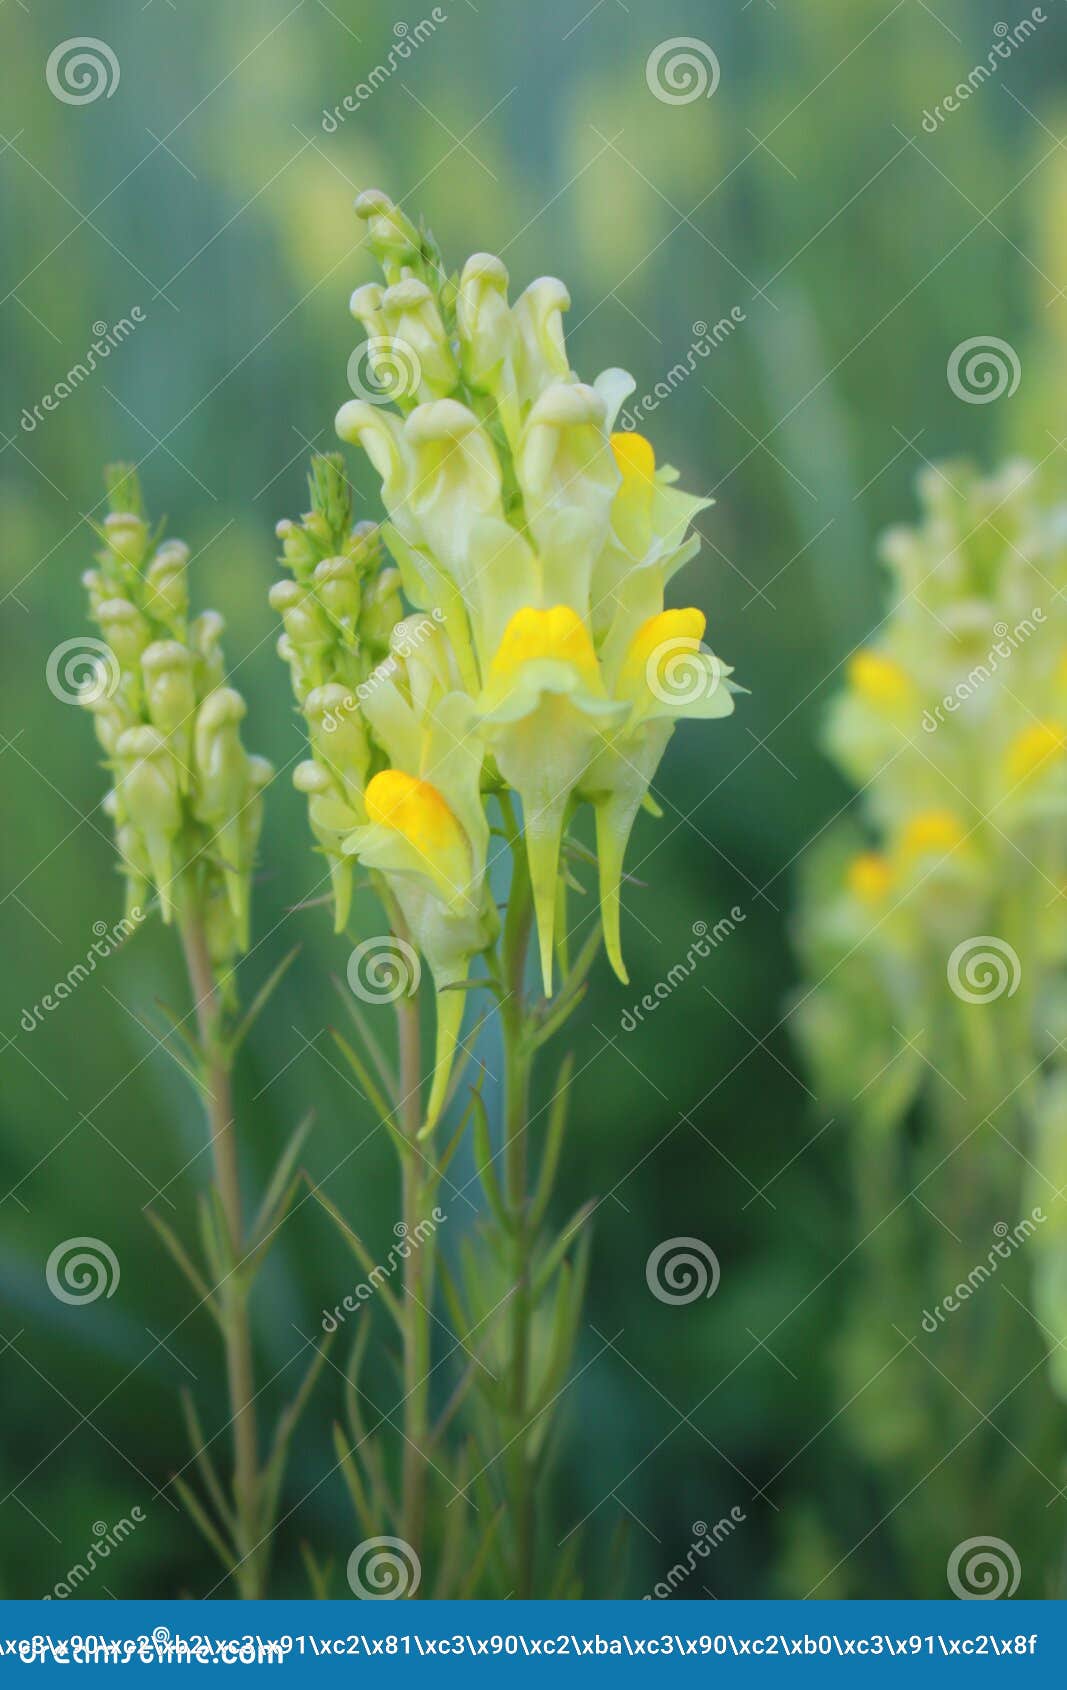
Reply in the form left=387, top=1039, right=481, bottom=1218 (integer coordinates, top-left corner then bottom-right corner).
left=274, top=191, right=738, bottom=1124
left=794, top=461, right=1067, bottom=1389
left=80, top=465, right=271, bottom=977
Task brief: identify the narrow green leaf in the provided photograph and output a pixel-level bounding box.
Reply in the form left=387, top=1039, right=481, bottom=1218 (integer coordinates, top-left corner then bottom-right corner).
left=329, top=1028, right=399, bottom=1137
left=300, top=1542, right=334, bottom=1600
left=171, top=1473, right=235, bottom=1574
left=251, top=1111, right=315, bottom=1244
left=180, top=1389, right=236, bottom=1533
left=458, top=1505, right=505, bottom=1598
left=228, top=945, right=300, bottom=1057
left=145, top=1209, right=220, bottom=1325
left=332, top=975, right=398, bottom=1102
left=529, top=1052, right=575, bottom=1233
left=471, top=1087, right=511, bottom=1231
left=532, top=1200, right=596, bottom=1303
left=308, top=1182, right=404, bottom=1332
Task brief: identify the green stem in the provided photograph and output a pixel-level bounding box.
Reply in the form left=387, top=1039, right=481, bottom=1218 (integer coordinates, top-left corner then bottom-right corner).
left=178, top=905, right=263, bottom=1600
left=500, top=800, right=537, bottom=1597
left=396, top=985, right=432, bottom=1578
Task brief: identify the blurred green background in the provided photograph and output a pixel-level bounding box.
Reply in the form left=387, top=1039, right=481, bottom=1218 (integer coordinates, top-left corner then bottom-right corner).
left=2, top=0, right=1066, bottom=1600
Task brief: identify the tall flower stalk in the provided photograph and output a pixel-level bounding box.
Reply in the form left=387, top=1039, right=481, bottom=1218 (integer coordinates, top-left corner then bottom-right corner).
left=271, top=191, right=737, bottom=1594
left=78, top=466, right=322, bottom=1598
left=793, top=461, right=1067, bottom=1589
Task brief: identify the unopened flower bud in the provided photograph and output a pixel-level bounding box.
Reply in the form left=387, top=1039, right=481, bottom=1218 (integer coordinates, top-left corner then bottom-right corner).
left=104, top=510, right=150, bottom=570
left=95, top=597, right=152, bottom=670
left=312, top=555, right=361, bottom=636
left=115, top=726, right=183, bottom=921
left=143, top=541, right=190, bottom=625
left=189, top=609, right=227, bottom=695
left=380, top=277, right=458, bottom=400
left=457, top=252, right=514, bottom=391
left=305, top=683, right=370, bottom=796
left=275, top=516, right=320, bottom=578
left=354, top=189, right=421, bottom=279
left=269, top=578, right=335, bottom=664
left=142, top=640, right=196, bottom=788
left=350, top=281, right=386, bottom=343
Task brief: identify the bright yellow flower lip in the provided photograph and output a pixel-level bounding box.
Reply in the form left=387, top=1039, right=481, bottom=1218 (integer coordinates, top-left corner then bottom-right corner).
left=898, top=808, right=966, bottom=860
left=364, top=769, right=471, bottom=883
left=1005, top=720, right=1066, bottom=785
left=618, top=607, right=707, bottom=700
left=610, top=430, right=656, bottom=486
left=847, top=649, right=911, bottom=710
left=488, top=605, right=603, bottom=693
left=847, top=851, right=893, bottom=905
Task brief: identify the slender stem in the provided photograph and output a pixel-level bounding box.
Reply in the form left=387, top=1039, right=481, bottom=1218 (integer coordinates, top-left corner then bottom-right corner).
left=395, top=984, right=432, bottom=1575
left=179, top=905, right=263, bottom=1600
left=500, top=802, right=537, bottom=1596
